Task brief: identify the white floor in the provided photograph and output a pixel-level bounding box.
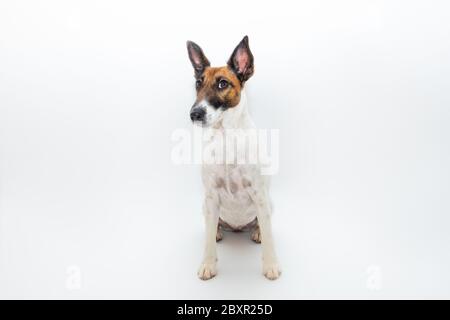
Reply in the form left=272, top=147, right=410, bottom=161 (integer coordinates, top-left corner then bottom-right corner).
left=1, top=182, right=449, bottom=299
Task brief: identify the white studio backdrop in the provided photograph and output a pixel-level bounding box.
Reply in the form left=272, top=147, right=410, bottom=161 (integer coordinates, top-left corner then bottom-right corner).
left=0, top=0, right=450, bottom=298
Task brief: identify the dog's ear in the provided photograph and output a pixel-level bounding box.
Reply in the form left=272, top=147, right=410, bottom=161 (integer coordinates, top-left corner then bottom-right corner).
left=227, top=35, right=254, bottom=83
left=187, top=41, right=210, bottom=77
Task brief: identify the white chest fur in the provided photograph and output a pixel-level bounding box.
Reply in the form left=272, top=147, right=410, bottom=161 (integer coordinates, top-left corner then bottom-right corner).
left=202, top=163, right=258, bottom=228
left=200, top=90, right=269, bottom=229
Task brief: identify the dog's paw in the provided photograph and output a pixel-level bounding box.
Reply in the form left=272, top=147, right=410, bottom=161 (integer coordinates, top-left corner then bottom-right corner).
left=216, top=229, right=223, bottom=242
left=263, top=263, right=281, bottom=280
left=251, top=227, right=261, bottom=243
left=198, top=262, right=217, bottom=280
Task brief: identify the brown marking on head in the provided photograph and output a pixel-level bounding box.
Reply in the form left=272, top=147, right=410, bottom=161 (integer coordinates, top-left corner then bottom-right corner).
left=195, top=66, right=242, bottom=109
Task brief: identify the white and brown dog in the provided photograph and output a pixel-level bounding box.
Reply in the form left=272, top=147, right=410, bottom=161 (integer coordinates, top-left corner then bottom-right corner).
left=187, top=36, right=281, bottom=280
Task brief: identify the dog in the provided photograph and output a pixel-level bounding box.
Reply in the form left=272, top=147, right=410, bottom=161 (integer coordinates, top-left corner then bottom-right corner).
left=186, top=36, right=280, bottom=280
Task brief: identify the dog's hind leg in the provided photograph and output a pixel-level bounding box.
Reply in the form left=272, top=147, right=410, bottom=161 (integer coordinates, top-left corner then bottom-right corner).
left=251, top=222, right=261, bottom=243
left=216, top=226, right=223, bottom=242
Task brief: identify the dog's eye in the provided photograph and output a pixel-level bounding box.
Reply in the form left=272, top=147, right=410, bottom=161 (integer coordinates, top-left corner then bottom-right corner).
left=195, top=79, right=202, bottom=89
left=218, top=79, right=228, bottom=89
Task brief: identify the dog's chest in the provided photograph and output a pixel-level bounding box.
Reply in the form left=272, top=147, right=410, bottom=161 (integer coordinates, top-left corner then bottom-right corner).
left=203, top=164, right=257, bottom=228
left=214, top=165, right=252, bottom=201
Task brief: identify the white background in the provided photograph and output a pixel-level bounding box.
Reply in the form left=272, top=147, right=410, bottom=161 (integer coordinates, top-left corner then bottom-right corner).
left=1, top=0, right=450, bottom=299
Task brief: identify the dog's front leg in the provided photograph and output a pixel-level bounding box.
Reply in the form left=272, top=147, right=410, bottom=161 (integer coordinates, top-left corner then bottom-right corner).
left=252, top=191, right=281, bottom=280
left=198, top=192, right=220, bottom=280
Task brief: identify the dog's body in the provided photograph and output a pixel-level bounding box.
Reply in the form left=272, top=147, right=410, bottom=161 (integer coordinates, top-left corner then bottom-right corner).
left=187, top=36, right=280, bottom=280
left=202, top=90, right=261, bottom=230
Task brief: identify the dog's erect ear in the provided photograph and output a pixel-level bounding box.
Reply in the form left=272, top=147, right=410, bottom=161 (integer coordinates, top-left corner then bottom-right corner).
left=187, top=41, right=210, bottom=77
left=227, top=35, right=254, bottom=83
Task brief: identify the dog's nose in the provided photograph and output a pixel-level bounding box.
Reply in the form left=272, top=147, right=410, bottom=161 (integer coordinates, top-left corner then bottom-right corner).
left=190, top=108, right=206, bottom=122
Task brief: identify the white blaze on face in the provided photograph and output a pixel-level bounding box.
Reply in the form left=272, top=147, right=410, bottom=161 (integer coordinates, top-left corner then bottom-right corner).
left=195, top=99, right=224, bottom=127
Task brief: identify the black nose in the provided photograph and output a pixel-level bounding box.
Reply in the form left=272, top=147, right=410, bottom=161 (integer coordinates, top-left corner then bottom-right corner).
left=190, top=108, right=206, bottom=122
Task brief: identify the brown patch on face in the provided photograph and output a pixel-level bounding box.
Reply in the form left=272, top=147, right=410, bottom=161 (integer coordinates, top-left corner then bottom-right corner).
left=195, top=66, right=242, bottom=109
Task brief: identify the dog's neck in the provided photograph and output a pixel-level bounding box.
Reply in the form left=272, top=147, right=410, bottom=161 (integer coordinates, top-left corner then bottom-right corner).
left=217, top=89, right=255, bottom=130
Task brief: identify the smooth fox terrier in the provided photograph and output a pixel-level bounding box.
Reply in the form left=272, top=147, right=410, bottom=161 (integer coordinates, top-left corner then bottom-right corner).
left=187, top=36, right=281, bottom=280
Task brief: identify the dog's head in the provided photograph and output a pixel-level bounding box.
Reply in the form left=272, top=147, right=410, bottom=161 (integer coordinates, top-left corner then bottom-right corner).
left=187, top=36, right=254, bottom=127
